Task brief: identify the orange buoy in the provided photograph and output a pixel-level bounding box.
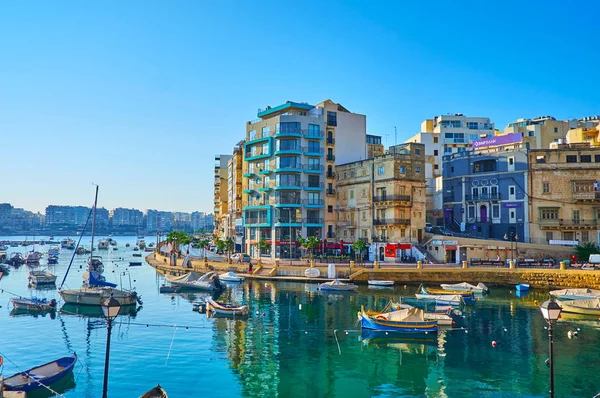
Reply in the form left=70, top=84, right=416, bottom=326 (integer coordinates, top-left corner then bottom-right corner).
left=492, top=341, right=497, bottom=347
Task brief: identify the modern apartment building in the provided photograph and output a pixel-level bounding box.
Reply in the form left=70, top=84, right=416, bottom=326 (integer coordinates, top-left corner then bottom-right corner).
left=442, top=134, right=529, bottom=244
left=406, top=114, right=495, bottom=223
left=226, top=141, right=245, bottom=250
left=145, top=210, right=175, bottom=232
left=110, top=208, right=144, bottom=227
left=528, top=143, right=600, bottom=246
left=214, top=154, right=231, bottom=238
left=45, top=205, right=109, bottom=227
left=504, top=116, right=569, bottom=149
left=335, top=143, right=427, bottom=261
left=242, top=100, right=367, bottom=259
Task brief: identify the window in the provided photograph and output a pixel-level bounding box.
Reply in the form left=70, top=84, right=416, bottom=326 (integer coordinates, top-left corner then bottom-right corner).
left=451, top=120, right=461, bottom=128
left=415, top=148, right=421, bottom=155
left=278, top=122, right=301, bottom=133
left=327, top=111, right=337, bottom=126
left=328, top=205, right=333, bottom=213
left=307, top=192, right=321, bottom=204
left=343, top=172, right=347, bottom=179
left=362, top=189, right=367, bottom=198
left=277, top=139, right=300, bottom=151
left=554, top=127, right=558, bottom=133
left=470, top=134, right=479, bottom=141
left=573, top=210, right=580, bottom=224
left=543, top=182, right=550, bottom=193
left=540, top=208, right=559, bottom=220
left=350, top=171, right=354, bottom=178
left=509, top=186, right=515, bottom=196
left=472, top=187, right=479, bottom=197
left=349, top=190, right=355, bottom=199
left=467, top=122, right=478, bottom=130
left=468, top=206, right=475, bottom=218
left=378, top=166, right=384, bottom=175
left=492, top=204, right=500, bottom=218
left=457, top=147, right=466, bottom=153
left=508, top=157, right=514, bottom=165
left=545, top=231, right=553, bottom=242
left=528, top=131, right=535, bottom=137
left=572, top=181, right=593, bottom=192
left=450, top=166, right=454, bottom=172
left=433, top=137, right=438, bottom=144
left=307, top=175, right=320, bottom=188
left=473, top=160, right=496, bottom=173
left=277, top=156, right=300, bottom=169
left=536, top=156, right=546, bottom=163
left=434, top=150, right=438, bottom=156
left=580, top=155, right=592, bottom=163
left=307, top=140, right=320, bottom=153
left=434, top=164, right=439, bottom=170
left=248, top=129, right=257, bottom=140
left=415, top=167, right=421, bottom=173
left=262, top=126, right=270, bottom=137
left=444, top=147, right=452, bottom=154
left=566, top=155, right=577, bottom=163
left=582, top=231, right=589, bottom=243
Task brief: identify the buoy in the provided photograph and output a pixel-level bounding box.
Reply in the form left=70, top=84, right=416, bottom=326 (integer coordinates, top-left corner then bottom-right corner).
left=568, top=330, right=573, bottom=339
left=385, top=331, right=388, bottom=335
left=403, top=285, right=407, bottom=289
left=492, top=341, right=497, bottom=347
left=504, top=328, right=508, bottom=332
left=262, top=312, right=266, bottom=316
left=305, top=330, right=308, bottom=334
left=299, top=304, right=302, bottom=310
left=534, top=300, right=539, bottom=305
left=256, top=311, right=259, bottom=315
left=465, top=330, right=469, bottom=334
left=345, top=331, right=349, bottom=335
left=573, top=330, right=579, bottom=337
left=171, top=296, right=174, bottom=300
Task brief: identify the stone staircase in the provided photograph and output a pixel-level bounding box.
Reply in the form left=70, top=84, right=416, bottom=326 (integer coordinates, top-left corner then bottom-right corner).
left=415, top=244, right=440, bottom=264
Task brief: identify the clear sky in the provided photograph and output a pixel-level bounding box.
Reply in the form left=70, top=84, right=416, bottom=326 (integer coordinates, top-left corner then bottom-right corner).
left=2, top=1, right=598, bottom=214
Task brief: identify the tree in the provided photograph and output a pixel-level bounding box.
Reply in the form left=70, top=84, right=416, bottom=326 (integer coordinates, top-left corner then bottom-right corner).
left=225, top=238, right=235, bottom=259
left=574, top=242, right=600, bottom=262
left=299, top=236, right=320, bottom=259
left=351, top=239, right=367, bottom=264
left=256, top=237, right=270, bottom=258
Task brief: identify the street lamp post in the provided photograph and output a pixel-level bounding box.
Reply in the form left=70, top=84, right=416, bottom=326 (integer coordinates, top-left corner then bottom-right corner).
left=102, top=296, right=122, bottom=398
left=540, top=299, right=562, bottom=398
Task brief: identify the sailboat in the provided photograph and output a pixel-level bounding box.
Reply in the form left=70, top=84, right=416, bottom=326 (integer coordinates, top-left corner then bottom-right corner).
left=25, top=234, right=43, bottom=265
left=59, top=185, right=142, bottom=307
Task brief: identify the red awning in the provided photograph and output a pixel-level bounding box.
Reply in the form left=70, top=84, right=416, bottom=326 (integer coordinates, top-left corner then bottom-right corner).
left=445, top=245, right=457, bottom=250
left=326, top=243, right=342, bottom=249
left=399, top=244, right=411, bottom=250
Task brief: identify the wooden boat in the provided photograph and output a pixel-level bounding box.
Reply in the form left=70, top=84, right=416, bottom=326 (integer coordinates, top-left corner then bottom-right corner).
left=318, top=279, right=358, bottom=291
left=368, top=280, right=394, bottom=286
left=59, top=286, right=140, bottom=306
left=29, top=270, right=58, bottom=285
left=358, top=307, right=437, bottom=333
left=366, top=300, right=454, bottom=326
left=558, top=298, right=600, bottom=315
left=515, top=284, right=530, bottom=291
left=440, top=282, right=488, bottom=294
left=421, top=285, right=475, bottom=303
left=0, top=263, right=10, bottom=273
left=550, top=288, right=600, bottom=300
left=3, top=353, right=77, bottom=392
left=218, top=271, right=244, bottom=282
left=11, top=297, right=57, bottom=311
left=47, top=254, right=59, bottom=265
left=206, top=298, right=248, bottom=316
left=165, top=271, right=223, bottom=291
left=140, top=384, right=168, bottom=398
left=415, top=294, right=463, bottom=306
left=129, top=261, right=143, bottom=266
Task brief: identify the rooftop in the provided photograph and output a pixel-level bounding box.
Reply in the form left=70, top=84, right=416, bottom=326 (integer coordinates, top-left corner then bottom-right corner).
left=257, top=101, right=314, bottom=118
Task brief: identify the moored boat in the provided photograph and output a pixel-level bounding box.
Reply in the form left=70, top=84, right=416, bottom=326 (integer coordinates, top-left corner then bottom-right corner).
left=29, top=270, right=58, bottom=285
left=318, top=279, right=358, bottom=291
left=218, top=271, right=244, bottom=282
left=358, top=306, right=438, bottom=333
left=59, top=286, right=140, bottom=306
left=11, top=297, right=58, bottom=311
left=7, top=252, right=25, bottom=266
left=440, top=282, right=488, bottom=294
left=3, top=353, right=77, bottom=392
left=415, top=293, right=463, bottom=306
left=47, top=254, right=59, bottom=265
left=515, top=284, right=530, bottom=291
left=129, top=261, right=143, bottom=266
left=0, top=263, right=10, bottom=273
left=25, top=251, right=42, bottom=264
left=557, top=298, right=600, bottom=315
left=367, top=299, right=455, bottom=326
left=421, top=285, right=475, bottom=303
left=368, top=280, right=395, bottom=286
left=550, top=288, right=600, bottom=300
left=98, top=239, right=110, bottom=250
left=48, top=245, right=60, bottom=256
left=140, top=384, right=168, bottom=398
left=206, top=298, right=248, bottom=316
left=132, top=253, right=142, bottom=257
left=165, top=271, right=223, bottom=291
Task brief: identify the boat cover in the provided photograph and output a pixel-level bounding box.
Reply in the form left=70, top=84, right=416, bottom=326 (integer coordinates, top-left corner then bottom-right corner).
left=166, top=272, right=215, bottom=283
left=89, top=271, right=117, bottom=288
left=378, top=307, right=424, bottom=322
left=550, top=288, right=600, bottom=297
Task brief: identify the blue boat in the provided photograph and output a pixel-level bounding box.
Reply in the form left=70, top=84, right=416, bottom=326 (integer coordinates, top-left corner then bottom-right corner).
left=421, top=285, right=475, bottom=304
left=516, top=284, right=530, bottom=291
left=359, top=307, right=438, bottom=333
left=3, top=353, right=77, bottom=392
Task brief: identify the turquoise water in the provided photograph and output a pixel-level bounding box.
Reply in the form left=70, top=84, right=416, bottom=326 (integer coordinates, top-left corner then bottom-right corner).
left=1, top=236, right=600, bottom=397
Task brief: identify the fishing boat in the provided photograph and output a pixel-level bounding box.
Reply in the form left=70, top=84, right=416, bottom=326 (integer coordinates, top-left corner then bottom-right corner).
left=3, top=353, right=77, bottom=392
left=140, top=384, right=168, bottom=398
left=0, top=263, right=10, bottom=273
left=367, top=299, right=455, bottom=326
left=7, top=252, right=25, bottom=266
left=358, top=306, right=438, bottom=333
left=48, top=245, right=60, bottom=256
left=25, top=251, right=42, bottom=265
left=61, top=238, right=76, bottom=250
left=132, top=253, right=142, bottom=257
left=29, top=270, right=58, bottom=285
left=420, top=285, right=475, bottom=304
left=11, top=297, right=58, bottom=311
left=108, top=238, right=118, bottom=247
left=76, top=246, right=90, bottom=255
left=415, top=294, right=463, bottom=306
left=0, top=244, right=7, bottom=251
left=440, top=282, right=488, bottom=294
left=206, top=298, right=248, bottom=316
left=138, top=240, right=146, bottom=249
left=550, top=288, right=600, bottom=300
left=515, top=284, right=530, bottom=291
left=133, top=246, right=140, bottom=251
left=126, top=243, right=131, bottom=248
left=558, top=298, right=600, bottom=315
left=88, top=256, right=104, bottom=273
left=47, top=254, right=59, bottom=265
left=98, top=239, right=110, bottom=250
left=129, top=261, right=143, bottom=266
left=368, top=280, right=394, bottom=286
left=218, top=271, right=244, bottom=282
left=318, top=279, right=358, bottom=291
left=165, top=271, right=223, bottom=291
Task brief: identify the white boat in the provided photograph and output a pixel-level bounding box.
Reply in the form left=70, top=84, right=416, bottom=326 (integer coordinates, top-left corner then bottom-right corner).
left=11, top=297, right=57, bottom=311
left=368, top=280, right=394, bottom=286
left=386, top=300, right=454, bottom=326
left=206, top=298, right=248, bottom=316
left=558, top=298, right=600, bottom=315
left=108, top=238, right=118, bottom=246
left=25, top=251, right=42, bottom=264
left=218, top=271, right=244, bottom=283
left=440, top=282, right=488, bottom=294
left=61, top=238, right=76, bottom=249
left=29, top=270, right=58, bottom=285
left=165, top=271, right=223, bottom=291
left=98, top=239, right=110, bottom=250
left=318, top=279, right=358, bottom=291
left=88, top=256, right=104, bottom=273
left=304, top=268, right=320, bottom=278
left=138, top=240, right=146, bottom=249
left=48, top=245, right=60, bottom=256
left=415, top=294, right=463, bottom=306
left=550, top=288, right=600, bottom=300
left=59, top=286, right=140, bottom=306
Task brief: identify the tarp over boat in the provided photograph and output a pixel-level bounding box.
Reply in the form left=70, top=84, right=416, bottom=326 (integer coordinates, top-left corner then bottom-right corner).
left=88, top=271, right=117, bottom=288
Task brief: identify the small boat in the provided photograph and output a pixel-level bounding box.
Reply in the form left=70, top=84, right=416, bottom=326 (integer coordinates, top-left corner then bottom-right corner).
left=218, top=271, right=244, bottom=283
left=0, top=263, right=10, bottom=273
left=304, top=268, right=320, bottom=278
left=132, top=253, right=142, bottom=257
left=88, top=256, right=104, bottom=273
left=368, top=280, right=394, bottom=286
left=0, top=244, right=7, bottom=251
left=440, top=282, right=488, bottom=294
left=367, top=299, right=455, bottom=326
left=76, top=246, right=91, bottom=255
left=108, top=238, right=118, bottom=247
left=125, top=243, right=131, bottom=248
left=133, top=247, right=140, bottom=251
left=515, top=284, right=530, bottom=291
left=98, top=239, right=110, bottom=250
left=48, top=245, right=60, bottom=256
left=7, top=252, right=25, bottom=266
left=206, top=298, right=248, bottom=316
left=3, top=353, right=77, bottom=392
left=29, top=270, right=58, bottom=285
left=318, top=279, right=358, bottom=291
left=61, top=238, right=76, bottom=250
left=421, top=285, right=475, bottom=304
left=11, top=297, right=58, bottom=311
left=25, top=251, right=42, bottom=264
left=165, top=271, right=223, bottom=291
left=558, top=298, right=600, bottom=315
left=415, top=294, right=463, bottom=306
left=148, top=243, right=155, bottom=248
left=358, top=306, right=438, bottom=333
left=140, top=384, right=168, bottom=398
left=47, top=255, right=59, bottom=265
left=129, top=261, right=143, bottom=266
left=550, top=288, right=600, bottom=300
left=138, top=240, right=146, bottom=249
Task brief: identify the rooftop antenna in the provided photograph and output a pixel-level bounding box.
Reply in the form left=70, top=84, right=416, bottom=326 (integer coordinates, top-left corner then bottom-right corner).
left=394, top=126, right=397, bottom=146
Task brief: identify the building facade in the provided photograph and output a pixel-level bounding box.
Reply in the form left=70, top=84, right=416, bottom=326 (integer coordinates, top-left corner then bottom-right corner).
left=366, top=134, right=384, bottom=158
left=504, top=116, right=569, bottom=149
left=214, top=154, right=231, bottom=238
left=110, top=208, right=144, bottom=228
left=528, top=143, right=600, bottom=246
left=226, top=141, right=245, bottom=251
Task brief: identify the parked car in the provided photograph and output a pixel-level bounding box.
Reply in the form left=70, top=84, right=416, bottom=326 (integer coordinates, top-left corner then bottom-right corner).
left=231, top=253, right=251, bottom=263
left=432, top=227, right=453, bottom=236
left=425, top=223, right=433, bottom=232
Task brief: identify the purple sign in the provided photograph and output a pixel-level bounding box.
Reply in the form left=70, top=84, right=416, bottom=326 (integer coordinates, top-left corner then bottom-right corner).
left=472, top=134, right=522, bottom=149
left=502, top=202, right=521, bottom=208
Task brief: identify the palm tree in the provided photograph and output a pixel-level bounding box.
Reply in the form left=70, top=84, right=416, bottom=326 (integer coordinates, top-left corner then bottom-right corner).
left=256, top=237, right=270, bottom=258
left=299, top=236, right=320, bottom=259
left=574, top=242, right=600, bottom=262
left=225, top=238, right=235, bottom=259
left=351, top=239, right=367, bottom=264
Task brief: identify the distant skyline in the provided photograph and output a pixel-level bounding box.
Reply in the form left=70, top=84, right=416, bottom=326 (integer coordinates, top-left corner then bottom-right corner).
left=2, top=1, right=599, bottom=213
left=3, top=201, right=209, bottom=215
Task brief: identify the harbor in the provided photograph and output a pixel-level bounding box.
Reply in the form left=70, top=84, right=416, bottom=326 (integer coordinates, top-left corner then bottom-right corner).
left=1, top=235, right=600, bottom=397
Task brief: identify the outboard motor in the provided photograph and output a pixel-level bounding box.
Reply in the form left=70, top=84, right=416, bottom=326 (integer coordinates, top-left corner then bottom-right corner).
left=49, top=299, right=57, bottom=308
left=212, top=275, right=223, bottom=291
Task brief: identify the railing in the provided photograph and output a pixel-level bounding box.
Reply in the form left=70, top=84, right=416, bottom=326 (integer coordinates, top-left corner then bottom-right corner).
left=326, top=189, right=335, bottom=195
left=326, top=171, right=335, bottom=178
left=371, top=236, right=387, bottom=242
left=274, top=218, right=301, bottom=224
left=302, top=146, right=324, bottom=154
left=539, top=219, right=598, bottom=227
left=465, top=193, right=502, bottom=201
left=275, top=145, right=302, bottom=153
left=373, top=218, right=411, bottom=226
left=573, top=192, right=600, bottom=200
left=245, top=218, right=269, bottom=224
left=245, top=148, right=269, bottom=159
left=303, top=199, right=325, bottom=206
left=326, top=154, right=335, bottom=161
left=274, top=128, right=303, bottom=137
left=303, top=164, right=324, bottom=171
left=373, top=195, right=411, bottom=203
left=326, top=232, right=335, bottom=238
left=327, top=137, right=335, bottom=144
left=303, top=129, right=325, bottom=138
left=302, top=182, right=324, bottom=188
left=303, top=218, right=324, bottom=224
left=336, top=220, right=354, bottom=227
left=275, top=165, right=302, bottom=172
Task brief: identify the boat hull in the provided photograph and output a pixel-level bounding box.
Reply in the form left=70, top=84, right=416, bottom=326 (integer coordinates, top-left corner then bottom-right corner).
left=440, top=283, right=486, bottom=294
left=206, top=299, right=248, bottom=316
left=360, top=312, right=437, bottom=333
left=558, top=299, right=600, bottom=315
left=368, top=280, right=394, bottom=286
left=3, top=353, right=77, bottom=392
left=415, top=294, right=462, bottom=306
left=59, top=288, right=139, bottom=306
left=422, top=287, right=474, bottom=303
left=140, top=384, right=168, bottom=398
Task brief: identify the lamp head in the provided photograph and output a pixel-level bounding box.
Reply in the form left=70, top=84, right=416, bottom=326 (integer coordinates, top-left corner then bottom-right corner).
left=504, top=234, right=508, bottom=240
left=540, top=299, right=562, bottom=322
left=102, top=295, right=122, bottom=319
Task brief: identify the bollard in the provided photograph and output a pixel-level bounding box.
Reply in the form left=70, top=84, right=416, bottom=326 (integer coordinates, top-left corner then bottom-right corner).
left=310, top=260, right=315, bottom=268
left=417, top=261, right=423, bottom=269
left=509, top=260, right=515, bottom=269
left=462, top=260, right=468, bottom=269
left=374, top=261, right=379, bottom=270
left=349, top=260, right=355, bottom=269
left=257, top=259, right=262, bottom=267
left=274, top=259, right=280, bottom=269
left=560, top=261, right=566, bottom=270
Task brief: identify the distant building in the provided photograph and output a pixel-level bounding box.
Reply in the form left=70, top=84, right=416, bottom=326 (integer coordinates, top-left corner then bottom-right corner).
left=214, top=154, right=231, bottom=238
left=504, top=116, right=569, bottom=149
left=366, top=134, right=384, bottom=158
left=227, top=141, right=245, bottom=251
left=110, top=208, right=144, bottom=228
left=566, top=116, right=600, bottom=146
left=191, top=211, right=205, bottom=232
left=145, top=210, right=175, bottom=232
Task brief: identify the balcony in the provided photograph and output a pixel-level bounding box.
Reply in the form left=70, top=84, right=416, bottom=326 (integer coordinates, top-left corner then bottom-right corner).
left=243, top=171, right=256, bottom=178
left=274, top=181, right=302, bottom=190
left=246, top=132, right=272, bottom=145
left=373, top=195, right=411, bottom=204
left=303, top=199, right=325, bottom=207
left=274, top=146, right=302, bottom=156
left=274, top=129, right=302, bottom=138
left=326, top=171, right=335, bottom=179
left=327, top=137, right=335, bottom=145
left=326, top=189, right=335, bottom=196
left=303, top=182, right=324, bottom=190
left=539, top=219, right=598, bottom=230
left=274, top=217, right=302, bottom=225
left=243, top=188, right=256, bottom=194
left=573, top=192, right=600, bottom=202
left=373, top=218, right=411, bottom=226
left=274, top=165, right=302, bottom=173
left=336, top=220, right=355, bottom=227
left=245, top=218, right=269, bottom=225
left=465, top=193, right=502, bottom=201
left=303, top=164, right=324, bottom=173
left=326, top=154, right=335, bottom=162
left=258, top=168, right=272, bottom=175
left=245, top=148, right=271, bottom=161
left=303, top=129, right=324, bottom=139
left=303, top=217, right=324, bottom=225
left=326, top=232, right=336, bottom=239
left=303, top=146, right=324, bottom=156
left=371, top=236, right=387, bottom=242
left=270, top=198, right=302, bottom=207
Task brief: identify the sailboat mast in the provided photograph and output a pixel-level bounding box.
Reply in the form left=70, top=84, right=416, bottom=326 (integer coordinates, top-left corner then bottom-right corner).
left=89, top=185, right=99, bottom=264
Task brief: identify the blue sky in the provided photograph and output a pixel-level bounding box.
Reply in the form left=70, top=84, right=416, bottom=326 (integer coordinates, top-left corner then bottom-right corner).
left=2, top=1, right=598, bottom=214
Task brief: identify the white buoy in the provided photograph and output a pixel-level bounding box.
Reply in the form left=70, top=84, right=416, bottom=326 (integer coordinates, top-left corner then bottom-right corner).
left=568, top=330, right=574, bottom=339
left=299, top=304, right=302, bottom=310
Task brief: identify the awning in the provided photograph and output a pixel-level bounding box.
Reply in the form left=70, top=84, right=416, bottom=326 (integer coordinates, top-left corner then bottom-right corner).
left=399, top=243, right=411, bottom=250
left=326, top=243, right=342, bottom=249
left=445, top=245, right=457, bottom=250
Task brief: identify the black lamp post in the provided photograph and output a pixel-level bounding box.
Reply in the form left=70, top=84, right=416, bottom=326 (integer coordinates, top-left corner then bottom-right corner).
left=504, top=231, right=519, bottom=266
left=540, top=299, right=562, bottom=398
left=102, top=295, right=121, bottom=398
